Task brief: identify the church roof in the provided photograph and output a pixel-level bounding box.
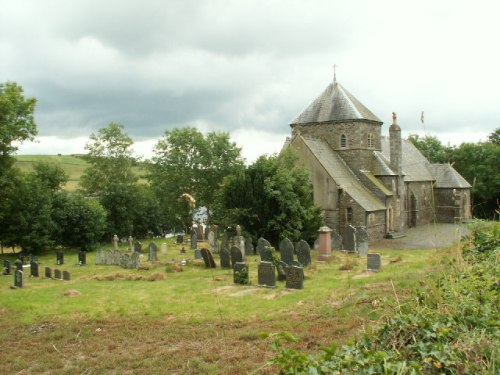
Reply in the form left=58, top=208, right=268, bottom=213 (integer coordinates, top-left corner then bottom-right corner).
left=428, top=164, right=472, bottom=188
left=300, top=136, right=386, bottom=212
left=290, top=81, right=382, bottom=125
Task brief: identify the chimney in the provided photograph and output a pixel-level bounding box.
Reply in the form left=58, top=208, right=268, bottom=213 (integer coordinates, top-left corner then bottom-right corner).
left=389, top=112, right=402, bottom=174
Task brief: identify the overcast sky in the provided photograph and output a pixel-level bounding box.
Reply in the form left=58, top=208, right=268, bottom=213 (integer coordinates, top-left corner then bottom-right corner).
left=2, top=0, right=498, bottom=162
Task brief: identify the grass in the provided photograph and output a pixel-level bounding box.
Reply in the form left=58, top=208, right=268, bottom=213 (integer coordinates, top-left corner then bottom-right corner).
left=0, top=236, right=455, bottom=374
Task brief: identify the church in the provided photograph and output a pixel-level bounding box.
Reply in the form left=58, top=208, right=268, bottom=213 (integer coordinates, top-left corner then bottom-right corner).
left=282, top=76, right=471, bottom=242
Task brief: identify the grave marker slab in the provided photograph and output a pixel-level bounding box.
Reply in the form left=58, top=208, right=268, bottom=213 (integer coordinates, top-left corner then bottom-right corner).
left=190, top=227, right=198, bottom=249
left=161, top=243, right=167, bottom=255
left=245, top=238, right=254, bottom=256
left=105, top=250, right=113, bottom=265
left=130, top=252, right=141, bottom=269
left=230, top=246, right=243, bottom=267
left=200, top=248, right=216, bottom=268
left=176, top=235, right=184, bottom=244
left=113, top=250, right=122, bottom=265
left=56, top=251, right=64, bottom=265
left=331, top=231, right=343, bottom=250
left=279, top=238, right=295, bottom=265
left=233, top=262, right=249, bottom=285
left=30, top=262, right=39, bottom=277
left=277, top=260, right=287, bottom=281
left=258, top=261, right=276, bottom=287
left=121, top=253, right=130, bottom=269
left=54, top=269, right=62, bottom=279
left=296, top=240, right=311, bottom=267
left=95, top=249, right=104, bottom=265
left=134, top=241, right=142, bottom=253
left=219, top=246, right=231, bottom=269
left=63, top=270, right=71, bottom=281
left=356, top=227, right=369, bottom=256
left=14, top=270, right=24, bottom=288
left=78, top=251, right=87, bottom=265
left=15, top=259, right=23, bottom=272
left=367, top=253, right=381, bottom=271
left=148, top=242, right=158, bottom=261
left=286, top=265, right=304, bottom=289
left=194, top=249, right=202, bottom=260
left=3, top=260, right=11, bottom=275
left=343, top=225, right=357, bottom=253
left=45, top=267, right=52, bottom=278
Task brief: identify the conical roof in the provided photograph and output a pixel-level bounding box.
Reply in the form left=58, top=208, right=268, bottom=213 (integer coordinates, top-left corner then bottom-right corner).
left=291, top=81, right=382, bottom=125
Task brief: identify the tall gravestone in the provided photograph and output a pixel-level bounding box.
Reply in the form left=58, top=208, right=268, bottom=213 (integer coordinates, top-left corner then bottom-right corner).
left=54, top=269, right=62, bottom=280
left=78, top=251, right=87, bottom=265
left=260, top=246, right=274, bottom=263
left=30, top=261, right=39, bottom=277
left=45, top=267, right=52, bottom=278
left=190, top=227, right=197, bottom=250
left=233, top=262, right=249, bottom=285
left=200, top=248, right=217, bottom=268
left=331, top=231, right=343, bottom=251
left=148, top=242, right=158, bottom=261
left=112, top=234, right=119, bottom=250
left=279, top=238, right=295, bottom=265
left=258, top=261, right=276, bottom=287
left=176, top=235, right=184, bottom=244
left=15, top=259, right=23, bottom=272
left=230, top=246, right=243, bottom=267
left=128, top=236, right=134, bottom=251
left=286, top=265, right=304, bottom=289
left=343, top=225, right=357, bottom=253
left=367, top=253, right=381, bottom=271
left=356, top=227, right=369, bottom=256
left=219, top=246, right=231, bottom=269
left=95, top=249, right=104, bottom=265
left=296, top=240, right=311, bottom=266
left=14, top=270, right=24, bottom=288
left=130, top=252, right=141, bottom=269
left=105, top=250, right=113, bottom=265
left=318, top=226, right=332, bottom=260
left=56, top=251, right=64, bottom=265
left=3, top=260, right=11, bottom=275
left=196, top=225, right=204, bottom=241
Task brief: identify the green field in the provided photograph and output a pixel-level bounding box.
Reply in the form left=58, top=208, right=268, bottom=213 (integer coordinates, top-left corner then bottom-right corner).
left=14, top=155, right=147, bottom=190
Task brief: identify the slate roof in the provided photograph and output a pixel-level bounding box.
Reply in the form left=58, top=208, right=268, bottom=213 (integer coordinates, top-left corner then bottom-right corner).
left=380, top=137, right=434, bottom=181
left=371, top=151, right=396, bottom=176
left=291, top=81, right=382, bottom=125
left=299, top=136, right=386, bottom=212
left=428, top=164, right=472, bottom=188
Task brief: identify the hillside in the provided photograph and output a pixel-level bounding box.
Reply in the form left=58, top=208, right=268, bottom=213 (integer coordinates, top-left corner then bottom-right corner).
left=14, top=155, right=147, bottom=191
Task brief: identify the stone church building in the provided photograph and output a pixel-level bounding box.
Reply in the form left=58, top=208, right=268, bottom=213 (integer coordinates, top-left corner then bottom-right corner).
left=283, top=77, right=471, bottom=242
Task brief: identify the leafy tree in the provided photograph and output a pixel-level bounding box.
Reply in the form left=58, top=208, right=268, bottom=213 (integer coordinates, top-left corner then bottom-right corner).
left=488, top=127, right=500, bottom=144
left=407, top=134, right=452, bottom=163
left=0, top=82, right=37, bottom=170
left=213, top=149, right=323, bottom=247
left=52, top=191, right=107, bottom=251
left=149, top=127, right=244, bottom=230
left=32, top=161, right=68, bottom=191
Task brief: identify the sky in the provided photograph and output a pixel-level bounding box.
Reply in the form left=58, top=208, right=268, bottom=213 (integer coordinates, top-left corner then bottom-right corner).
left=2, top=0, right=498, bottom=163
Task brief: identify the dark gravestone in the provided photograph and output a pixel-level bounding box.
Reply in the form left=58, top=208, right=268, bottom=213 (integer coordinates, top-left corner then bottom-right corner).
left=356, top=227, right=369, bottom=256
left=258, top=261, right=276, bottom=287
left=343, top=225, right=357, bottom=253
left=176, top=235, right=184, bottom=244
left=54, top=269, right=62, bottom=280
left=15, top=259, right=23, bottom=272
left=286, top=265, right=304, bottom=289
left=78, top=251, right=87, bottom=265
left=244, top=238, right=254, bottom=256
left=219, top=246, right=231, bottom=269
left=200, top=248, right=216, bottom=268
left=296, top=240, right=311, bottom=267
left=367, top=253, right=382, bottom=271
left=230, top=246, right=243, bottom=267
left=260, top=246, right=274, bottom=263
left=233, top=262, right=249, bottom=285
left=194, top=249, right=202, bottom=260
left=190, top=227, right=197, bottom=250
left=14, top=270, right=24, bottom=288
left=279, top=238, right=295, bottom=265
left=331, top=231, right=343, bottom=251
left=56, top=251, right=64, bottom=265
left=63, top=270, right=71, bottom=281
left=148, top=242, right=158, bottom=261
left=196, top=225, right=204, bottom=241
left=4, top=260, right=11, bottom=275
left=45, top=267, right=52, bottom=278
left=256, top=237, right=271, bottom=256
left=30, top=262, right=39, bottom=277
left=204, top=226, right=210, bottom=241
left=277, top=261, right=287, bottom=281
left=134, top=241, right=142, bottom=253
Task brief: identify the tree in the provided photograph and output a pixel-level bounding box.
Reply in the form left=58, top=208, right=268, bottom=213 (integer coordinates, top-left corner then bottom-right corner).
left=213, top=149, right=323, bottom=247
left=407, top=134, right=453, bottom=163
left=148, top=127, right=244, bottom=230
left=488, top=127, right=500, bottom=145
left=52, top=191, right=107, bottom=251
left=32, top=161, right=68, bottom=191
left=0, top=82, right=37, bottom=170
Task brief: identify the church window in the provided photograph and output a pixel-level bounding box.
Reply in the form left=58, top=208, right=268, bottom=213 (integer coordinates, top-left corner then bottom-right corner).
left=340, top=134, right=347, bottom=148
left=346, top=207, right=353, bottom=223
left=368, top=133, right=374, bottom=148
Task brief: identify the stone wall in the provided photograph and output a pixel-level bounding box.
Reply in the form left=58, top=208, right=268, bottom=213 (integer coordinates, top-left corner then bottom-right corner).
left=405, top=181, right=435, bottom=227
left=434, top=188, right=471, bottom=223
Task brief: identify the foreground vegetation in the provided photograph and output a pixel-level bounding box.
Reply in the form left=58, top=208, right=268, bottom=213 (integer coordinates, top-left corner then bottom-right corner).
left=273, top=221, right=499, bottom=374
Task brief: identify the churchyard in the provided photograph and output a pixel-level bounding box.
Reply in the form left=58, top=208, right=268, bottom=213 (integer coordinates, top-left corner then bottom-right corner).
left=0, top=228, right=461, bottom=374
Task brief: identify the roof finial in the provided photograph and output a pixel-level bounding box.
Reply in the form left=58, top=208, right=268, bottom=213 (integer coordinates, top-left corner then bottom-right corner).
left=333, top=64, right=337, bottom=83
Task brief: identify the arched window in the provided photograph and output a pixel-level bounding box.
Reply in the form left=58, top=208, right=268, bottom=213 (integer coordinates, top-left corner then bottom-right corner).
left=340, top=134, right=347, bottom=148
left=367, top=133, right=374, bottom=148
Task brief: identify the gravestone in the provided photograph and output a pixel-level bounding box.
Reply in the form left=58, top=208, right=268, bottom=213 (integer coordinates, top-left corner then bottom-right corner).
left=356, top=227, right=369, bottom=256
left=279, top=238, right=295, bottom=265
left=233, top=262, right=249, bottom=285
left=286, top=265, right=304, bottom=289
left=113, top=234, right=119, bottom=250
left=176, top=235, right=184, bottom=244
left=260, top=246, right=274, bottom=263
left=208, top=231, right=215, bottom=248
left=204, top=225, right=210, bottom=241
left=105, top=250, right=113, bottom=265
left=343, top=225, right=357, bottom=253
left=121, top=253, right=130, bottom=269
left=200, top=248, right=216, bottom=268
left=78, top=250, right=87, bottom=265
left=45, top=267, right=52, bottom=278
left=296, top=240, right=311, bottom=266
left=130, top=252, right=141, bottom=269
left=113, top=250, right=122, bottom=265
left=95, top=249, right=104, bottom=265
left=256, top=237, right=271, bottom=256
left=15, top=259, right=23, bottom=272
left=258, top=261, right=276, bottom=287
left=331, top=231, right=343, bottom=251
left=230, top=246, right=243, bottom=267
left=148, top=242, right=158, bottom=261
left=161, top=243, right=167, bottom=255
left=128, top=236, right=134, bottom=251
left=277, top=260, right=287, bottom=281
left=14, top=270, right=24, bottom=288
left=30, top=262, right=39, bottom=277
left=219, top=246, right=231, bottom=269
left=134, top=241, right=142, bottom=253
left=367, top=253, right=381, bottom=271
left=196, top=225, right=204, bottom=241
left=63, top=270, right=71, bottom=281
left=194, top=249, right=202, bottom=260
left=56, top=251, right=64, bottom=265
left=245, top=238, right=254, bottom=256
left=233, top=235, right=245, bottom=257
left=54, top=269, right=62, bottom=279
left=4, top=260, right=11, bottom=275
left=190, top=227, right=197, bottom=249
